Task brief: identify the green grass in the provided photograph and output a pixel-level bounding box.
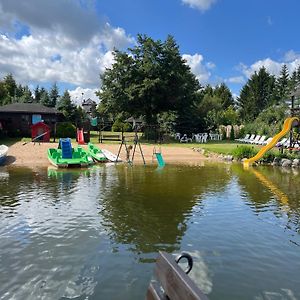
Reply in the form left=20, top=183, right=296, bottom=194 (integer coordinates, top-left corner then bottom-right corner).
left=163, top=141, right=261, bottom=155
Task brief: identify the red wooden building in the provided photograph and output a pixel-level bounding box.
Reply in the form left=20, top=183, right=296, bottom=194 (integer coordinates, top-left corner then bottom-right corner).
left=31, top=122, right=50, bottom=142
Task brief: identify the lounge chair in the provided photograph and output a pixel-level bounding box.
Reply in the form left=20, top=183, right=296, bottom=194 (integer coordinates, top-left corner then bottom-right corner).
left=244, top=134, right=256, bottom=143
left=256, top=135, right=266, bottom=145
left=180, top=134, right=192, bottom=143
left=262, top=137, right=272, bottom=145
left=236, top=134, right=250, bottom=143
left=250, top=135, right=261, bottom=144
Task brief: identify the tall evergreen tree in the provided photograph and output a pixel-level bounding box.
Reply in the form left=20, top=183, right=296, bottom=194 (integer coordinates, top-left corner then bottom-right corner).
left=289, top=70, right=298, bottom=93
left=214, top=83, right=234, bottom=108
left=49, top=83, right=59, bottom=107
left=3, top=74, right=17, bottom=102
left=237, top=67, right=275, bottom=121
left=34, top=85, right=41, bottom=103
left=0, top=81, right=8, bottom=106
left=40, top=90, right=51, bottom=107
left=276, top=64, right=290, bottom=102
left=57, top=90, right=77, bottom=122
left=20, top=86, right=33, bottom=103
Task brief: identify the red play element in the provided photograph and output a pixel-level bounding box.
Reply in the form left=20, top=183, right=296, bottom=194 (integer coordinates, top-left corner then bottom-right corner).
left=77, top=128, right=85, bottom=145
left=31, top=122, right=50, bottom=142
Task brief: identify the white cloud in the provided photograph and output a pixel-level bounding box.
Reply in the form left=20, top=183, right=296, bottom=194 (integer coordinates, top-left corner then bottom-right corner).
left=69, top=87, right=99, bottom=106
left=0, top=31, right=119, bottom=87
left=182, top=0, right=216, bottom=11
left=0, top=0, right=102, bottom=43
left=226, top=76, right=245, bottom=84
left=0, top=0, right=134, bottom=88
left=283, top=50, right=300, bottom=63
left=182, top=53, right=212, bottom=84
left=240, top=52, right=300, bottom=78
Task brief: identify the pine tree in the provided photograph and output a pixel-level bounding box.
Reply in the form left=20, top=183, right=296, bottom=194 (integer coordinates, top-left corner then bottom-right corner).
left=3, top=74, right=17, bottom=102
left=289, top=70, right=298, bottom=93
left=40, top=90, right=51, bottom=107
left=214, top=83, right=234, bottom=108
left=34, top=85, right=41, bottom=103
left=20, top=86, right=33, bottom=103
left=49, top=83, right=59, bottom=107
left=57, top=90, right=77, bottom=122
left=276, top=64, right=290, bottom=102
left=237, top=67, right=275, bottom=121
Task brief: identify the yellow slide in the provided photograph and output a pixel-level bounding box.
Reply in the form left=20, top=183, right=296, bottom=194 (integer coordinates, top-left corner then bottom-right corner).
left=243, top=117, right=299, bottom=167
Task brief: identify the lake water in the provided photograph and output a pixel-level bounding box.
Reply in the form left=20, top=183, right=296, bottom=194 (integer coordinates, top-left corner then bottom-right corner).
left=0, top=163, right=299, bottom=299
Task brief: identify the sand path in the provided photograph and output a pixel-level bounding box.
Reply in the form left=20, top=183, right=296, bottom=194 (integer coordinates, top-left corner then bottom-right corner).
left=6, top=141, right=208, bottom=167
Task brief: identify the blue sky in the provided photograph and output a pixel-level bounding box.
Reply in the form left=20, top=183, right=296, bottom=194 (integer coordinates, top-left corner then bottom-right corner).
left=0, top=0, right=300, bottom=103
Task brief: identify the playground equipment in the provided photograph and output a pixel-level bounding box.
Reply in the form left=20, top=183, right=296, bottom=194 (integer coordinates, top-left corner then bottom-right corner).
left=77, top=129, right=85, bottom=145
left=244, top=116, right=299, bottom=167
left=116, top=129, right=145, bottom=165
left=153, top=146, right=165, bottom=168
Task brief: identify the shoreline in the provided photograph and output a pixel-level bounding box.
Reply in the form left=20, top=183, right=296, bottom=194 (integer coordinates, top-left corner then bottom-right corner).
left=4, top=141, right=211, bottom=168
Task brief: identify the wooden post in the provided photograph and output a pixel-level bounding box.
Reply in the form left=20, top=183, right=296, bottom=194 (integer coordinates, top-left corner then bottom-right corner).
left=146, top=251, right=208, bottom=300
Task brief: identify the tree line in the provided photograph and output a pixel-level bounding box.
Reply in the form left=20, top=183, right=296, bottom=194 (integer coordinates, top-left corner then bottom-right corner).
left=0, top=74, right=86, bottom=123
left=98, top=34, right=300, bottom=136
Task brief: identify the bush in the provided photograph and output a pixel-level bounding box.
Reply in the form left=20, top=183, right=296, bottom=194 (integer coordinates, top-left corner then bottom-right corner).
left=56, top=122, right=76, bottom=138
left=123, top=122, right=132, bottom=132
left=232, top=145, right=258, bottom=159
left=238, top=127, right=245, bottom=139
left=261, top=150, right=276, bottom=162
left=112, top=120, right=132, bottom=132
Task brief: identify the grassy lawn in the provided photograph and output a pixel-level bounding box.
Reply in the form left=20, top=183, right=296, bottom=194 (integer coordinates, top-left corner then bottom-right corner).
left=163, top=141, right=261, bottom=155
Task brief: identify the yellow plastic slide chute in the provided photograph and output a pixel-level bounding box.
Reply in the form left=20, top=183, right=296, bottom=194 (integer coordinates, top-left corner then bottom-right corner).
left=243, top=117, right=299, bottom=167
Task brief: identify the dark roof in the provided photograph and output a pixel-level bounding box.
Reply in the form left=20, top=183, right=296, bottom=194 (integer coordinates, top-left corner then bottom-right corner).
left=0, top=103, right=60, bottom=114
left=82, top=98, right=96, bottom=106
left=125, top=116, right=144, bottom=123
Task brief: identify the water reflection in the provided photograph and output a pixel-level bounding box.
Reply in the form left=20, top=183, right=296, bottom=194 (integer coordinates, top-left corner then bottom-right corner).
left=233, top=164, right=300, bottom=235
left=97, top=164, right=231, bottom=257
left=0, top=163, right=300, bottom=299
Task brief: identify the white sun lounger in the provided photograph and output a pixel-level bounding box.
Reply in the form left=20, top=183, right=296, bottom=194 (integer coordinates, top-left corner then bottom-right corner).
left=262, top=137, right=272, bottom=145
left=250, top=135, right=261, bottom=144
left=236, top=134, right=250, bottom=143
left=244, top=134, right=256, bottom=143
left=256, top=135, right=266, bottom=145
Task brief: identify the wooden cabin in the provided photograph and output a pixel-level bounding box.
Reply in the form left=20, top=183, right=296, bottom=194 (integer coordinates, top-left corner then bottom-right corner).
left=0, top=103, right=62, bottom=137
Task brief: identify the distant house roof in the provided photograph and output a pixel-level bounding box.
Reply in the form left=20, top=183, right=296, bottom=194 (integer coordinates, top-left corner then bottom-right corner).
left=82, top=98, right=96, bottom=106
left=0, top=103, right=61, bottom=114
left=125, top=117, right=144, bottom=123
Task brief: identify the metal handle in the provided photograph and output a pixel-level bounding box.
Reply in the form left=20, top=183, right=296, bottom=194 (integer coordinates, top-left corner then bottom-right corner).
left=175, top=252, right=193, bottom=274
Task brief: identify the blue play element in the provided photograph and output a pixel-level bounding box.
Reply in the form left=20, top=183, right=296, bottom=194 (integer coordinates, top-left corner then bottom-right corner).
left=59, top=138, right=73, bottom=159
left=155, top=152, right=165, bottom=167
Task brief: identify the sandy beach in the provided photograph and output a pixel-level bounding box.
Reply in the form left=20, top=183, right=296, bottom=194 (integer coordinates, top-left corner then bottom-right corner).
left=5, top=141, right=208, bottom=167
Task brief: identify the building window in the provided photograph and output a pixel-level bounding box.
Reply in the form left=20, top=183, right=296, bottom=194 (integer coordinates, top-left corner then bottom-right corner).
left=32, top=114, right=42, bottom=124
